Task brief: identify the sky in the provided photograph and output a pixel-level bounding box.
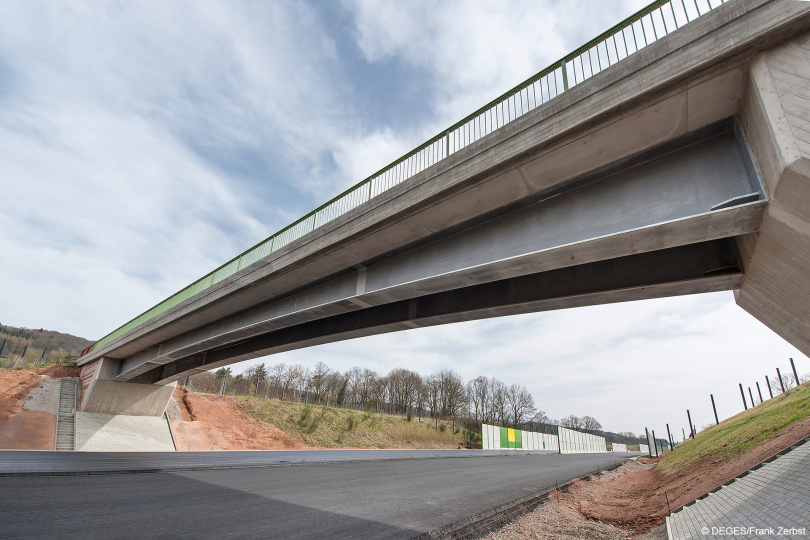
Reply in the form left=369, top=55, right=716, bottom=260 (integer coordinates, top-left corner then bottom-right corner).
left=0, top=0, right=806, bottom=438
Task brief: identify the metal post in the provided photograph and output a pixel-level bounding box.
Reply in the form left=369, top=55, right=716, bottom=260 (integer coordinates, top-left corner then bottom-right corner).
left=777, top=368, right=786, bottom=393
left=739, top=383, right=747, bottom=410
left=666, top=424, right=674, bottom=449
left=687, top=410, right=694, bottom=438
left=0, top=338, right=6, bottom=357
left=749, top=387, right=755, bottom=407
left=560, top=59, right=569, bottom=90
left=254, top=378, right=260, bottom=398
left=21, top=345, right=28, bottom=361
left=184, top=376, right=190, bottom=387
left=39, top=349, right=46, bottom=364
left=766, top=376, right=774, bottom=398
left=756, top=382, right=763, bottom=404
left=790, top=358, right=800, bottom=388
left=445, top=130, right=450, bottom=158
left=652, top=430, right=659, bottom=457
left=220, top=372, right=228, bottom=396
left=711, top=394, right=719, bottom=425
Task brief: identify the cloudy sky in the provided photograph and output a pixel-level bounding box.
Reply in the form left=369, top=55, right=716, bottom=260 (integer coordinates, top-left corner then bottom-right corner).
left=1, top=0, right=805, bottom=437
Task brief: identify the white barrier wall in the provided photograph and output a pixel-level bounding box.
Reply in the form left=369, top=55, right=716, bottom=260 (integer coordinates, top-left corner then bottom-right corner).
left=557, top=426, right=608, bottom=454
left=639, top=444, right=649, bottom=454
left=481, top=423, right=559, bottom=451
left=611, top=443, right=627, bottom=452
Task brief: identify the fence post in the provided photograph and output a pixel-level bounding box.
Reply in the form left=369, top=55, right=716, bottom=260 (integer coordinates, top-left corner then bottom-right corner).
left=666, top=423, right=674, bottom=449
left=254, top=378, right=260, bottom=398
left=21, top=345, right=28, bottom=362
left=777, top=368, right=786, bottom=393
left=560, top=59, right=569, bottom=90
left=711, top=394, right=719, bottom=425
left=739, top=384, right=748, bottom=410
left=790, top=358, right=800, bottom=388
left=686, top=410, right=694, bottom=439
left=766, top=375, right=774, bottom=398
left=756, top=382, right=763, bottom=404
left=748, top=387, right=755, bottom=407
left=0, top=338, right=6, bottom=358
left=221, top=372, right=228, bottom=396
left=39, top=349, right=46, bottom=364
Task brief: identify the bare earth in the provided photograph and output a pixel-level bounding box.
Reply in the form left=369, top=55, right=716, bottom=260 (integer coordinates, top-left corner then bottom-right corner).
left=485, top=418, right=810, bottom=539
left=170, top=386, right=310, bottom=451
left=0, top=365, right=80, bottom=450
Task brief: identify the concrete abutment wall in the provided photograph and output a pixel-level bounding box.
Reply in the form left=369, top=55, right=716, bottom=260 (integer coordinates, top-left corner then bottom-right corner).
left=80, top=357, right=175, bottom=416
left=736, top=30, right=810, bottom=357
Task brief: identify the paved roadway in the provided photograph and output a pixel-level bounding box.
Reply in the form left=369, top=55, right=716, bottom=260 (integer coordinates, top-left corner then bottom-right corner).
left=0, top=450, right=639, bottom=539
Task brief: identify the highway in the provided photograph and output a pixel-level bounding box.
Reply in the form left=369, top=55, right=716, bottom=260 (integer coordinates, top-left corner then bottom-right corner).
left=0, top=450, right=638, bottom=539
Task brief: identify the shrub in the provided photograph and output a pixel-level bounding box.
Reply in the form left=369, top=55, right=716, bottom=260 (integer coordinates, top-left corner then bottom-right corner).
left=406, top=411, right=413, bottom=422
left=298, top=405, right=312, bottom=427
left=439, top=424, right=447, bottom=433
left=346, top=416, right=357, bottom=431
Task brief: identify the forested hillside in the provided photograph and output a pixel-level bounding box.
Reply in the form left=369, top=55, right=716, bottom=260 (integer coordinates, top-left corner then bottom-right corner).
left=0, top=323, right=93, bottom=367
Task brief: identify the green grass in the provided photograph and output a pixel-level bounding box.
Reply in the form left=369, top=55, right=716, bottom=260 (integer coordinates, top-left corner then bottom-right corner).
left=657, top=381, right=810, bottom=476
left=235, top=396, right=462, bottom=449
left=4, top=360, right=77, bottom=371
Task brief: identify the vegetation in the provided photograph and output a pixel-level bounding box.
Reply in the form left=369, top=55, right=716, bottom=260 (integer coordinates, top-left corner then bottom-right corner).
left=657, top=380, right=810, bottom=476
left=182, top=358, right=612, bottom=448
left=236, top=396, right=462, bottom=449
left=0, top=322, right=92, bottom=369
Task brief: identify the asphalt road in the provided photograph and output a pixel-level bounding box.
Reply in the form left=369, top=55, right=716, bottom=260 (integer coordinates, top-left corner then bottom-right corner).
left=0, top=450, right=639, bottom=539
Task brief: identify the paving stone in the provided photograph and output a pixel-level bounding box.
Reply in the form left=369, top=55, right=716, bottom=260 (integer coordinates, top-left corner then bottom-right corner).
left=668, top=440, right=810, bottom=539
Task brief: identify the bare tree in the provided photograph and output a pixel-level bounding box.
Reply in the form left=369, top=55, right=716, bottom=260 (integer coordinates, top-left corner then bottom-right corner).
left=468, top=376, right=489, bottom=425
left=505, top=383, right=536, bottom=428
left=581, top=415, right=603, bottom=435
left=308, top=362, right=330, bottom=403
left=560, top=415, right=584, bottom=430
left=280, top=364, right=304, bottom=402
left=489, top=378, right=508, bottom=426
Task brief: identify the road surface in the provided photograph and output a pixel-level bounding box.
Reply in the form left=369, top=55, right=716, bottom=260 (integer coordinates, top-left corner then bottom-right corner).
left=0, top=450, right=639, bottom=539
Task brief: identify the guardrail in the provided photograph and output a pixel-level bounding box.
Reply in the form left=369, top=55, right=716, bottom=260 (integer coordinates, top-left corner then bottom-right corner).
left=85, top=0, right=729, bottom=356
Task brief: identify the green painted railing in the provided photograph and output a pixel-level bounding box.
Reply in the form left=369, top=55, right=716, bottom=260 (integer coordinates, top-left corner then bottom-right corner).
left=87, top=0, right=729, bottom=354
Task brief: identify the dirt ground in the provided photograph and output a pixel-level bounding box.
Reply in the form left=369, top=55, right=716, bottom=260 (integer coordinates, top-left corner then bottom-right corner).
left=0, top=365, right=80, bottom=450
left=170, top=386, right=311, bottom=451
left=486, top=417, right=810, bottom=539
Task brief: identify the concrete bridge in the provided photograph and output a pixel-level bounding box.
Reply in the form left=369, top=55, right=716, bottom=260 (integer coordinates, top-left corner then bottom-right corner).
left=77, top=0, right=810, bottom=416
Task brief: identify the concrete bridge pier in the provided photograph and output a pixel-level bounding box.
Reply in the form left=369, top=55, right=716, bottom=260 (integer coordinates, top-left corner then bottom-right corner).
left=736, top=32, right=810, bottom=357
left=80, top=357, right=176, bottom=416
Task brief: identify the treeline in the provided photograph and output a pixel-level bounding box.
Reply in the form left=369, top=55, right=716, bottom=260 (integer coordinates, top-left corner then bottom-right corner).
left=0, top=323, right=93, bottom=368
left=185, top=361, right=607, bottom=436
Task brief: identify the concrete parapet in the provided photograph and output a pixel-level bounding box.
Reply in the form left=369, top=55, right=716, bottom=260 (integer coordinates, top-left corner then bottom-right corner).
left=80, top=357, right=175, bottom=416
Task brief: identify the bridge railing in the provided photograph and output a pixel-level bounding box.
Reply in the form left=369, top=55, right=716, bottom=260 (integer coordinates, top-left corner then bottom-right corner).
left=85, top=0, right=729, bottom=355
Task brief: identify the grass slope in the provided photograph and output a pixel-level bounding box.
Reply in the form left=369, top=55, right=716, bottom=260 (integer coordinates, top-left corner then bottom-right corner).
left=236, top=397, right=464, bottom=449
left=657, top=380, right=810, bottom=475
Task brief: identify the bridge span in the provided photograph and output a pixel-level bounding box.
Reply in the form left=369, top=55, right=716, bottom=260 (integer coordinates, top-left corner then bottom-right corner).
left=77, top=0, right=810, bottom=416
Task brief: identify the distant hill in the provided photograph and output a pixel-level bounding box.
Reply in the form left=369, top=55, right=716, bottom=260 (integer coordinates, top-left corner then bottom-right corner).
left=0, top=323, right=94, bottom=365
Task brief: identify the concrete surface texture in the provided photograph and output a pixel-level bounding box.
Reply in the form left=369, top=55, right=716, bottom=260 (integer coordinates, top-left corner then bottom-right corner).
left=666, top=439, right=810, bottom=539
left=0, top=451, right=634, bottom=539
left=75, top=411, right=175, bottom=452
left=735, top=29, right=810, bottom=358
left=75, top=1, right=810, bottom=409
left=81, top=356, right=175, bottom=416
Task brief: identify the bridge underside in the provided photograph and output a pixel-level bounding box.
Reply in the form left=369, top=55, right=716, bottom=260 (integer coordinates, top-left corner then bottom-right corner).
left=118, top=121, right=764, bottom=386
left=78, top=13, right=810, bottom=416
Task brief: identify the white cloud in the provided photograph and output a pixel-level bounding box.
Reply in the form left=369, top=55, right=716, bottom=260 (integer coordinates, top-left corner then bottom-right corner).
left=2, top=0, right=806, bottom=437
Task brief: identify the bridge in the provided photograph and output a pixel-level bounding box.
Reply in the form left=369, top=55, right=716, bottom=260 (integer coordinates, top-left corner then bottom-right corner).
left=77, top=0, right=810, bottom=416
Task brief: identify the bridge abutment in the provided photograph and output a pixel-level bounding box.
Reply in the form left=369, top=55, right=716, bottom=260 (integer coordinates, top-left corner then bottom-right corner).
left=80, top=357, right=176, bottom=416
left=736, top=32, right=810, bottom=357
